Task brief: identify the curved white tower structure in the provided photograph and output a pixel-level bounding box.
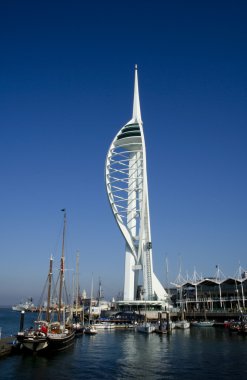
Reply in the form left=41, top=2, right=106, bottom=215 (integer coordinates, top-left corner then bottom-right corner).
left=105, top=66, right=168, bottom=302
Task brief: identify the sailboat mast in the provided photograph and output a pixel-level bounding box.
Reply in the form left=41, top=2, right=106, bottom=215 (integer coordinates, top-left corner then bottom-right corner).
left=58, top=209, right=66, bottom=323
left=46, top=255, right=53, bottom=322
left=98, top=278, right=102, bottom=305
left=75, top=252, right=79, bottom=316
left=89, top=273, right=93, bottom=324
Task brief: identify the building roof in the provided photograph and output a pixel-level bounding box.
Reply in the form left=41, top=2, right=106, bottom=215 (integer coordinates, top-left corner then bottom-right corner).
left=173, top=276, right=247, bottom=288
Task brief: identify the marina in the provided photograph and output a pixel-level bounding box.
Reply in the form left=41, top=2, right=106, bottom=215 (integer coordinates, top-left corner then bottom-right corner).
left=1, top=308, right=247, bottom=379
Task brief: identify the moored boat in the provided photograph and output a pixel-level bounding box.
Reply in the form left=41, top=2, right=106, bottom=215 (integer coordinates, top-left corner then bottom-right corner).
left=16, top=210, right=75, bottom=353
left=228, top=313, right=247, bottom=335
left=46, top=321, right=75, bottom=351
left=72, top=254, right=85, bottom=335
left=137, top=322, right=155, bottom=334
left=84, top=274, right=98, bottom=335
left=17, top=319, right=49, bottom=352
left=154, top=323, right=168, bottom=334
left=155, top=319, right=175, bottom=331
left=84, top=325, right=98, bottom=335
left=94, top=321, right=116, bottom=330
left=191, top=321, right=214, bottom=327
left=190, top=307, right=214, bottom=327
left=175, top=320, right=190, bottom=329
left=73, top=322, right=85, bottom=335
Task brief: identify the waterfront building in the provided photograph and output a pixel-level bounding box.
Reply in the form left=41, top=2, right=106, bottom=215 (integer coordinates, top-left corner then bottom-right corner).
left=105, top=66, right=169, bottom=310
left=172, top=266, right=247, bottom=313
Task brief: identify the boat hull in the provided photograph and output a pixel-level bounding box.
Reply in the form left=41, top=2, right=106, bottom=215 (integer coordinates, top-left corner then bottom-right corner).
left=17, top=329, right=75, bottom=353
left=47, top=330, right=75, bottom=351
left=17, top=332, right=48, bottom=352
left=94, top=323, right=116, bottom=330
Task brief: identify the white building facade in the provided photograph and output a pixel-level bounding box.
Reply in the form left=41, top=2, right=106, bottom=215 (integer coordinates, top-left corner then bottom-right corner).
left=105, top=66, right=168, bottom=304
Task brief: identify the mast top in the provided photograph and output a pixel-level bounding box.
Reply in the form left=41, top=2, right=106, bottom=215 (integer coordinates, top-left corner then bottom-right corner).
left=132, top=64, right=142, bottom=124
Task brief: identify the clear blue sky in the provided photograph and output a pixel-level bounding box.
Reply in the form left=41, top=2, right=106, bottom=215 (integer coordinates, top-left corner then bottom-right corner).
left=0, top=0, right=246, bottom=305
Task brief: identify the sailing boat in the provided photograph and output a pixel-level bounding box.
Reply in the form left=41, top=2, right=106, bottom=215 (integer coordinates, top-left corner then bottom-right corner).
left=16, top=209, right=75, bottom=353
left=16, top=256, right=53, bottom=352
left=73, top=252, right=84, bottom=335
left=191, top=307, right=214, bottom=327
left=137, top=317, right=155, bottom=334
left=175, top=307, right=190, bottom=329
left=137, top=298, right=155, bottom=334
left=175, top=293, right=190, bottom=329
left=84, top=274, right=97, bottom=335
left=46, top=209, right=75, bottom=350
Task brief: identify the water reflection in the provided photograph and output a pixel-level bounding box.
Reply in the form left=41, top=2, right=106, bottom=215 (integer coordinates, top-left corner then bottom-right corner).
left=1, top=310, right=247, bottom=380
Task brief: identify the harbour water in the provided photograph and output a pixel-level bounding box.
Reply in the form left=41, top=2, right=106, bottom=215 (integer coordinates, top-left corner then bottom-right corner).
left=0, top=308, right=247, bottom=379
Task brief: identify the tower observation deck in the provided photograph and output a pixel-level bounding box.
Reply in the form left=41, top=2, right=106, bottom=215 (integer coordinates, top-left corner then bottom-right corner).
left=105, top=66, right=169, bottom=306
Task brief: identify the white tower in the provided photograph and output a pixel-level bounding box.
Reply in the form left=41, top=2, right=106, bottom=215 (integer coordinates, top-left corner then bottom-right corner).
left=105, top=66, right=168, bottom=302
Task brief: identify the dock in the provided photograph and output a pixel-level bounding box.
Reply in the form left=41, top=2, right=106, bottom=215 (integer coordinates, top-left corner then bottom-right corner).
left=0, top=336, right=19, bottom=358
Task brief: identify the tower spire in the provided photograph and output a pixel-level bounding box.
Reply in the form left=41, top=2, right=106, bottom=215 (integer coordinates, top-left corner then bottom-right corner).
left=132, top=64, right=142, bottom=124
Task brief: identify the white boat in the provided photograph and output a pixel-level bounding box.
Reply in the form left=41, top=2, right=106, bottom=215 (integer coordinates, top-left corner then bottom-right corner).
left=12, top=298, right=35, bottom=312
left=137, top=322, right=155, bottom=334
left=175, top=320, right=190, bottom=329
left=84, top=325, right=97, bottom=335
left=175, top=306, right=190, bottom=329
left=84, top=275, right=98, bottom=335
left=191, top=321, right=214, bottom=327
left=94, top=322, right=116, bottom=330
left=73, top=322, right=84, bottom=335
left=114, top=323, right=135, bottom=329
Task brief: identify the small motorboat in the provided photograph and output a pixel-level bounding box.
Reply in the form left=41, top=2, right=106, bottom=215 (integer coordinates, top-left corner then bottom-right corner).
left=191, top=321, right=214, bottom=327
